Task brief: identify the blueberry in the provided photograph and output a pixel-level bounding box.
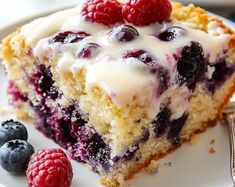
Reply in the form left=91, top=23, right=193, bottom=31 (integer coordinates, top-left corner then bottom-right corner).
left=49, top=31, right=89, bottom=44
left=109, top=25, right=139, bottom=42
left=167, top=114, right=188, bottom=145
left=153, top=107, right=172, bottom=137
left=139, top=129, right=150, bottom=143
left=70, top=126, right=90, bottom=162
left=176, top=41, right=206, bottom=89
left=123, top=49, right=155, bottom=66
left=151, top=66, right=170, bottom=95
left=206, top=61, right=235, bottom=93
left=87, top=133, right=110, bottom=166
left=157, top=27, right=186, bottom=41
left=62, top=105, right=86, bottom=128
left=77, top=43, right=101, bottom=59
left=0, top=140, right=34, bottom=173
left=123, top=145, right=139, bottom=161
left=31, top=65, right=60, bottom=100
left=158, top=68, right=170, bottom=94
left=0, top=120, right=28, bottom=147
left=7, top=81, right=28, bottom=104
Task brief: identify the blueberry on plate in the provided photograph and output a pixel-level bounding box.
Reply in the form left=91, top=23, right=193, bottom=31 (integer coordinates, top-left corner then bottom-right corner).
left=0, top=119, right=28, bottom=147
left=0, top=139, right=35, bottom=173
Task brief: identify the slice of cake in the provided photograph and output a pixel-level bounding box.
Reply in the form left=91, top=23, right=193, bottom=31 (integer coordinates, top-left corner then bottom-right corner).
left=1, top=0, right=235, bottom=186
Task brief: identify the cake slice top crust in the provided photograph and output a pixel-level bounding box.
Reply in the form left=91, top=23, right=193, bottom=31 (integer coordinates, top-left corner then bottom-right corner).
left=21, top=3, right=230, bottom=119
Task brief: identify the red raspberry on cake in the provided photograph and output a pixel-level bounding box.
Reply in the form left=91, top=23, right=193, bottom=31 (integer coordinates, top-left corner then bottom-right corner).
left=26, top=148, right=73, bottom=187
left=81, top=0, right=123, bottom=25
left=122, top=0, right=172, bottom=26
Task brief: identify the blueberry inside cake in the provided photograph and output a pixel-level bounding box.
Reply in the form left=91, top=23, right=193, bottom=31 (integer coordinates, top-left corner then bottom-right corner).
left=1, top=0, right=235, bottom=186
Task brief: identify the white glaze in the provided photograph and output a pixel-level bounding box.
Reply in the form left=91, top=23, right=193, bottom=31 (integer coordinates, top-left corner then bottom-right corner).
left=86, top=57, right=157, bottom=111
left=23, top=6, right=231, bottom=119
left=207, top=21, right=226, bottom=36
left=21, top=6, right=81, bottom=46
left=206, top=65, right=216, bottom=79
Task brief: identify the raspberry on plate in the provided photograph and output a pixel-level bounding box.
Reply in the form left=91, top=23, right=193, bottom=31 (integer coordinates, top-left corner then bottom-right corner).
left=26, top=148, right=73, bottom=187
left=122, top=0, right=172, bottom=26
left=81, top=0, right=123, bottom=25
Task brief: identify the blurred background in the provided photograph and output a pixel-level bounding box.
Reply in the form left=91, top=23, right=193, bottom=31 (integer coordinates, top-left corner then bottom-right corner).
left=0, top=0, right=235, bottom=30
left=180, top=0, right=235, bottom=21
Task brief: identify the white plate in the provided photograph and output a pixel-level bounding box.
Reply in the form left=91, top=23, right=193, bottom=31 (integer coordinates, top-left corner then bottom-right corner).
left=0, top=9, right=235, bottom=187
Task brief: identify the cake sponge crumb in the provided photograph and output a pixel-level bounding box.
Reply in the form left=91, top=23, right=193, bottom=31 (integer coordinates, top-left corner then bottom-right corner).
left=189, top=134, right=201, bottom=145
left=145, top=160, right=159, bottom=174
left=0, top=107, right=9, bottom=115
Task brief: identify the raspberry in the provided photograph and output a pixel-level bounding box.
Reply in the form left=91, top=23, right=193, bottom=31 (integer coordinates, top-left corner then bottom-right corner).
left=81, top=0, right=123, bottom=25
left=26, top=148, right=73, bottom=187
left=122, top=0, right=172, bottom=26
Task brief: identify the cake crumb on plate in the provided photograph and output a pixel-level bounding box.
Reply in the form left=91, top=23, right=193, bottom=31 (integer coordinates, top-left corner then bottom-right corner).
left=210, top=139, right=215, bottom=144
left=209, top=147, right=216, bottom=154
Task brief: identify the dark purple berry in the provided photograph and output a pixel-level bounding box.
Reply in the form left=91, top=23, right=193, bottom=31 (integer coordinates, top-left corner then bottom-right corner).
left=7, top=81, right=28, bottom=104
left=35, top=103, right=86, bottom=149
left=207, top=61, right=235, bottom=93
left=87, top=133, right=110, bottom=165
left=123, top=145, right=139, bottom=161
left=62, top=105, right=86, bottom=128
left=153, top=107, right=171, bottom=137
left=49, top=31, right=89, bottom=44
left=32, top=99, right=54, bottom=139
left=77, top=43, right=101, bottom=59
left=0, top=140, right=34, bottom=173
left=30, top=65, right=60, bottom=100
left=0, top=120, right=28, bottom=147
left=68, top=125, right=91, bottom=162
left=157, top=27, right=186, bottom=41
left=176, top=41, right=206, bottom=88
left=68, top=142, right=86, bottom=163
left=139, top=129, right=150, bottom=143
left=123, top=49, right=155, bottom=66
left=109, top=25, right=139, bottom=42
left=158, top=68, right=170, bottom=94
left=47, top=113, right=76, bottom=148
left=167, top=113, right=188, bottom=145
left=151, top=67, right=170, bottom=95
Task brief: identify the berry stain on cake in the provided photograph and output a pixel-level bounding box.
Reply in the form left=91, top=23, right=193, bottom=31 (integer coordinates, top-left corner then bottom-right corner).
left=1, top=0, right=235, bottom=186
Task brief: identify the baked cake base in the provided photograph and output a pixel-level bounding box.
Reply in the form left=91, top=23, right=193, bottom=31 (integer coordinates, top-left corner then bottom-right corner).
left=1, top=2, right=235, bottom=187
